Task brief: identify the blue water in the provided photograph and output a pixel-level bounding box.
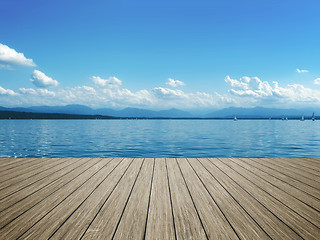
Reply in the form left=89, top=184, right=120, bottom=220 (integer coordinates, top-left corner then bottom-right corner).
left=0, top=119, right=319, bottom=158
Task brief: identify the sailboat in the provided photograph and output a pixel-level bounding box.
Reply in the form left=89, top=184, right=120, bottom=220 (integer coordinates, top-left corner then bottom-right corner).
left=300, top=114, right=304, bottom=121
left=312, top=112, right=315, bottom=121
left=234, top=115, right=237, bottom=121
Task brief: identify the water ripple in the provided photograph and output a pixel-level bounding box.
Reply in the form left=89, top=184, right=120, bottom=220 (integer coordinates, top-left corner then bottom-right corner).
left=0, top=119, right=319, bottom=158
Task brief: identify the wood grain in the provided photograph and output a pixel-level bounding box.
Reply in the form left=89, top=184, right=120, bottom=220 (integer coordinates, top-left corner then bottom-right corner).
left=166, top=158, right=207, bottom=239
left=249, top=158, right=320, bottom=189
left=145, top=158, right=175, bottom=240
left=0, top=158, right=319, bottom=240
left=187, top=158, right=271, bottom=239
left=82, top=158, right=144, bottom=239
left=198, top=158, right=301, bottom=240
left=211, top=158, right=320, bottom=239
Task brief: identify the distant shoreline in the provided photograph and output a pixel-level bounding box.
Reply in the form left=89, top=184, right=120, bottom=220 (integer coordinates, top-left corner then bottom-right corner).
left=0, top=110, right=318, bottom=120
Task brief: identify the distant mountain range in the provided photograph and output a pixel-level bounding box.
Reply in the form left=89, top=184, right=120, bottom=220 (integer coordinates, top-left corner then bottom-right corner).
left=204, top=107, right=319, bottom=118
left=0, top=104, right=319, bottom=119
left=0, top=105, right=193, bottom=118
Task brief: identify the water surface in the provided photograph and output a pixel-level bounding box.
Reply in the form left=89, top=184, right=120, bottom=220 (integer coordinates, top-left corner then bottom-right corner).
left=0, top=119, right=319, bottom=158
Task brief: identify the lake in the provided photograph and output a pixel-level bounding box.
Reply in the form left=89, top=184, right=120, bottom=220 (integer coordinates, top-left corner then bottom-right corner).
left=0, top=119, right=319, bottom=158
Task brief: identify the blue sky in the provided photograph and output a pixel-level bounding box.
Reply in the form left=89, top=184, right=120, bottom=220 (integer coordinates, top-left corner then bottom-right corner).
left=1, top=0, right=320, bottom=110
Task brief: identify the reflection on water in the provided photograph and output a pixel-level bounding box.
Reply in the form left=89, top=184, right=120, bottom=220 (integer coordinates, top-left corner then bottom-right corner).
left=0, top=119, right=319, bottom=158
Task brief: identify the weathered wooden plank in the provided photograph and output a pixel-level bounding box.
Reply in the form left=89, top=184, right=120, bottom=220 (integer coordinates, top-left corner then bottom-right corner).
left=0, top=158, right=38, bottom=168
left=19, top=158, right=128, bottom=239
left=0, top=158, right=115, bottom=239
left=263, top=158, right=320, bottom=179
left=0, top=157, right=91, bottom=212
left=0, top=158, right=67, bottom=188
left=166, top=158, right=207, bottom=240
left=81, top=158, right=144, bottom=239
left=0, top=158, right=78, bottom=198
left=240, top=158, right=320, bottom=200
left=187, top=158, right=271, bottom=239
left=113, top=158, right=155, bottom=239
left=49, top=158, right=132, bottom=239
left=250, top=158, right=319, bottom=191
left=234, top=158, right=320, bottom=211
left=211, top=158, right=320, bottom=239
left=177, top=158, right=239, bottom=239
left=0, top=158, right=101, bottom=214
left=0, top=158, right=318, bottom=240
left=198, top=158, right=301, bottom=239
left=293, top=158, right=320, bottom=167
left=0, top=158, right=33, bottom=168
left=145, top=158, right=175, bottom=240
left=252, top=158, right=320, bottom=189
left=274, top=158, right=320, bottom=174
left=222, top=158, right=320, bottom=227
left=0, top=158, right=51, bottom=179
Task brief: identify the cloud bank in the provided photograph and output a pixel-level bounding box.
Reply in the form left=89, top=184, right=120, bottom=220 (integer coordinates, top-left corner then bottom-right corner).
left=1, top=43, right=319, bottom=110
left=0, top=86, right=18, bottom=96
left=225, top=76, right=320, bottom=107
left=0, top=43, right=36, bottom=67
left=1, top=75, right=320, bottom=109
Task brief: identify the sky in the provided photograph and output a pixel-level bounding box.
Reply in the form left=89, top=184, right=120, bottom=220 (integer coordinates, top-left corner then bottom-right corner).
left=1, top=0, right=320, bottom=110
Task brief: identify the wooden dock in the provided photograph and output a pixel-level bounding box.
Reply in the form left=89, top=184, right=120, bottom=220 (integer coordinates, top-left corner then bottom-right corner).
left=0, top=158, right=319, bottom=239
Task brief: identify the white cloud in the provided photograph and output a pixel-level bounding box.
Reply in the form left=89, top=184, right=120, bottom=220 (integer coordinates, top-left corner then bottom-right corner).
left=19, top=88, right=56, bottom=96
left=225, top=76, right=320, bottom=107
left=314, top=78, right=320, bottom=85
left=91, top=76, right=122, bottom=87
left=297, top=68, right=309, bottom=73
left=19, top=88, right=37, bottom=95
left=229, top=89, right=260, bottom=97
left=0, top=43, right=36, bottom=67
left=16, top=83, right=154, bottom=108
left=3, top=75, right=320, bottom=109
left=12, top=81, right=224, bottom=109
left=81, top=86, right=96, bottom=93
left=166, top=78, right=185, bottom=87
left=152, top=87, right=185, bottom=99
left=225, top=76, right=276, bottom=97
left=0, top=86, right=18, bottom=96
left=37, top=89, right=56, bottom=96
left=30, top=70, right=59, bottom=88
left=224, top=76, right=250, bottom=89
left=98, top=87, right=154, bottom=107
left=225, top=75, right=271, bottom=94
left=151, top=87, right=227, bottom=108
